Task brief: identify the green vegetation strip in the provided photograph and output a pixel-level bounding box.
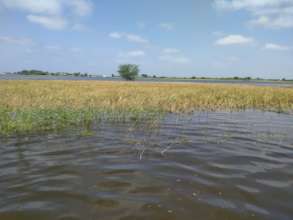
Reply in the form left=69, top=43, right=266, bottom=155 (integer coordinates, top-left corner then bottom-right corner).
left=0, top=107, right=161, bottom=136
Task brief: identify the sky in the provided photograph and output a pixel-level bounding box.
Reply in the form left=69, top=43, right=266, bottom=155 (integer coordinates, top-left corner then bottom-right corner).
left=0, top=0, right=293, bottom=79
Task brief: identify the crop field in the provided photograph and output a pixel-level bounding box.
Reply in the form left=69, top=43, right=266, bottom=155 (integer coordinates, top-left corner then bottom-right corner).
left=0, top=80, right=293, bottom=135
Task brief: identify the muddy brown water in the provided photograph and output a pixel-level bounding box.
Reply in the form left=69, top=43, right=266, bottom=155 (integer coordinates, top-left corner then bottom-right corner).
left=0, top=111, right=293, bottom=220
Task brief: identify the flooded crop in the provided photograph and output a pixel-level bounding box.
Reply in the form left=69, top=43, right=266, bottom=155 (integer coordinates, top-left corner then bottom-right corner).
left=1, top=81, right=293, bottom=135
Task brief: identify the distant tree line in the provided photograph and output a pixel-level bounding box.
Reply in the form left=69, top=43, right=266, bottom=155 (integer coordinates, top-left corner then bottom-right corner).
left=11, top=70, right=92, bottom=77
left=5, top=68, right=291, bottom=81
left=189, top=76, right=291, bottom=81
left=190, top=76, right=253, bottom=80
left=138, top=75, right=257, bottom=81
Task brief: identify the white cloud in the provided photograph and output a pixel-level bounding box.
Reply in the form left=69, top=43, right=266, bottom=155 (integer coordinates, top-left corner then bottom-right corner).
left=25, top=48, right=34, bottom=54
left=109, top=32, right=122, bottom=39
left=119, top=50, right=145, bottom=58
left=215, top=34, right=254, bottom=46
left=125, top=34, right=149, bottom=44
left=226, top=56, right=240, bottom=62
left=0, top=0, right=93, bottom=30
left=71, top=23, right=90, bottom=31
left=116, top=50, right=146, bottom=64
left=159, top=22, right=175, bottom=31
left=45, top=45, right=61, bottom=50
left=159, top=55, right=191, bottom=64
left=109, top=32, right=149, bottom=44
left=264, top=43, right=290, bottom=50
left=67, top=0, right=93, bottom=16
left=212, top=31, right=225, bottom=36
left=0, top=0, right=93, bottom=16
left=250, top=15, right=293, bottom=28
left=163, top=48, right=180, bottom=54
left=214, top=0, right=293, bottom=29
left=27, top=15, right=67, bottom=30
left=126, top=50, right=145, bottom=57
left=212, top=56, right=240, bottom=69
left=214, top=0, right=285, bottom=11
left=71, top=47, right=82, bottom=53
left=0, top=0, right=62, bottom=14
left=136, top=21, right=146, bottom=29
left=159, top=48, right=191, bottom=64
left=0, top=36, right=33, bottom=45
left=159, top=48, right=190, bottom=64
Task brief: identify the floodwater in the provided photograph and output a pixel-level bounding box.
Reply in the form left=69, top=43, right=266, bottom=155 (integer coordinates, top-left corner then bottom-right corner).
left=0, top=74, right=292, bottom=87
left=0, top=111, right=293, bottom=220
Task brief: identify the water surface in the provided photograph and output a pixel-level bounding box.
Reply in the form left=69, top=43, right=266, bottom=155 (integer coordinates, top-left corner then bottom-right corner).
left=1, top=74, right=292, bottom=87
left=0, top=111, right=293, bottom=220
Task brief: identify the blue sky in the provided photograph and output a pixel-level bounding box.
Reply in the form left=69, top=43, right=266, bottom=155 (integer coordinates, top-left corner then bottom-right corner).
left=0, top=0, right=293, bottom=78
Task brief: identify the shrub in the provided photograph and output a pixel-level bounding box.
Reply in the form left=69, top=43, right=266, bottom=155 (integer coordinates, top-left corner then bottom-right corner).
left=118, top=64, right=139, bottom=81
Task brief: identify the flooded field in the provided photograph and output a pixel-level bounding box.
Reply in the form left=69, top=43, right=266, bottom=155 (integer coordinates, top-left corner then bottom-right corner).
left=0, top=74, right=292, bottom=87
left=0, top=111, right=293, bottom=220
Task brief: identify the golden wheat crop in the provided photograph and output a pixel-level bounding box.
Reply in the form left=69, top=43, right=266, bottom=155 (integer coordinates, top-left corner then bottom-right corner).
left=0, top=80, right=292, bottom=135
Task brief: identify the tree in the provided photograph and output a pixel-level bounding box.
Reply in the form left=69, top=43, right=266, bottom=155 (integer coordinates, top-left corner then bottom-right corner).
left=118, top=64, right=139, bottom=80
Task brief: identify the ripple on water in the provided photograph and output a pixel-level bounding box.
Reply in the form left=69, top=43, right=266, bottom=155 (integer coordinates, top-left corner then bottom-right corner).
left=0, top=111, right=293, bottom=220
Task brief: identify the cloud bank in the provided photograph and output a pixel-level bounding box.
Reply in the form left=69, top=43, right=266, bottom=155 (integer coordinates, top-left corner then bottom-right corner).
left=214, top=0, right=293, bottom=29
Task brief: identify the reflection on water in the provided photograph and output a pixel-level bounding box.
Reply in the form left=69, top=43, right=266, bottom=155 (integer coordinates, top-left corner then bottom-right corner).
left=0, top=111, right=293, bottom=220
